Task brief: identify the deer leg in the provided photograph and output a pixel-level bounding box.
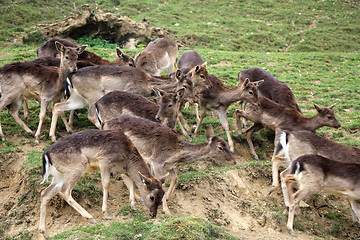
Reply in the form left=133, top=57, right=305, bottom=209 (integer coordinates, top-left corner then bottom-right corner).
left=59, top=172, right=96, bottom=223
left=244, top=123, right=263, bottom=160
left=269, top=131, right=285, bottom=190
left=216, top=108, right=234, bottom=154
left=121, top=174, right=137, bottom=210
left=8, top=98, right=34, bottom=137
left=39, top=181, right=62, bottom=239
left=279, top=167, right=293, bottom=207
left=34, top=99, right=51, bottom=143
left=100, top=166, right=112, bottom=220
left=165, top=168, right=178, bottom=201
left=177, top=117, right=191, bottom=139
left=68, top=110, right=75, bottom=129
left=178, top=111, right=191, bottom=132
left=22, top=99, right=31, bottom=122
left=194, top=103, right=200, bottom=124
left=194, top=107, right=206, bottom=137
left=349, top=200, right=360, bottom=224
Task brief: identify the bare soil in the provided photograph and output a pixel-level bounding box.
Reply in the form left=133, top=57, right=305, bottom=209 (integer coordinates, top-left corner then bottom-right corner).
left=0, top=134, right=359, bottom=240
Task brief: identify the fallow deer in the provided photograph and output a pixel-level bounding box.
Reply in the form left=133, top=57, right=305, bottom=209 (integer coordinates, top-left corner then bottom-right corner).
left=0, top=41, right=86, bottom=142
left=237, top=67, right=301, bottom=139
left=284, top=154, right=360, bottom=237
left=37, top=38, right=135, bottom=67
left=39, top=129, right=165, bottom=239
left=102, top=115, right=236, bottom=214
left=48, top=65, right=153, bottom=141
left=235, top=97, right=341, bottom=161
left=93, top=88, right=185, bottom=130
left=134, top=37, right=178, bottom=76
left=194, top=75, right=263, bottom=153
left=177, top=50, right=205, bottom=75
left=273, top=130, right=360, bottom=222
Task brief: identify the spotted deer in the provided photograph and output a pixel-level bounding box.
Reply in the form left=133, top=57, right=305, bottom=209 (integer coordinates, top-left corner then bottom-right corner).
left=39, top=129, right=166, bottom=239
left=134, top=37, right=178, bottom=76
left=48, top=65, right=153, bottom=141
left=284, top=154, right=360, bottom=237
left=37, top=38, right=135, bottom=67
left=102, top=115, right=236, bottom=215
left=0, top=41, right=86, bottom=142
left=235, top=97, right=341, bottom=161
left=194, top=75, right=263, bottom=153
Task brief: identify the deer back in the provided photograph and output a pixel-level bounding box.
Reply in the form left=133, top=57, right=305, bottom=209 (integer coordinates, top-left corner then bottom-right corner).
left=135, top=38, right=178, bottom=76
left=238, top=67, right=300, bottom=111
left=177, top=50, right=204, bottom=75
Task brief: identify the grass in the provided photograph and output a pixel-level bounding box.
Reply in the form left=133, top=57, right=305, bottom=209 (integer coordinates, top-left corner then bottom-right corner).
left=52, top=207, right=240, bottom=240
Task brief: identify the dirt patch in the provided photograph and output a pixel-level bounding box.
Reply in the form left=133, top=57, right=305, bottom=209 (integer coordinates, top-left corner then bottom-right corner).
left=0, top=134, right=359, bottom=239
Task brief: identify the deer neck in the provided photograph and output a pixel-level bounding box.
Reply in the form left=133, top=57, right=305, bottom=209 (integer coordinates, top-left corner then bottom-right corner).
left=175, top=141, right=211, bottom=163
left=218, top=85, right=245, bottom=104
left=297, top=114, right=324, bottom=131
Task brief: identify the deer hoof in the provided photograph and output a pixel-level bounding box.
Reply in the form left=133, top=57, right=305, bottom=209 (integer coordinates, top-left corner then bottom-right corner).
left=89, top=218, right=98, bottom=224
left=288, top=229, right=297, bottom=237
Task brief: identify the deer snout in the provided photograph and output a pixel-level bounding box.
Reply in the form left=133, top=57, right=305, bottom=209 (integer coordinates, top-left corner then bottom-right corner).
left=155, top=115, right=161, bottom=121
left=335, top=123, right=341, bottom=128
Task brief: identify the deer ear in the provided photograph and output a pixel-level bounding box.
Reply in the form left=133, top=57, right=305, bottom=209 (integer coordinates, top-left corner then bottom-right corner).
left=175, top=69, right=183, bottom=82
left=175, top=87, right=185, bottom=101
left=254, top=79, right=264, bottom=87
left=153, top=87, right=165, bottom=97
left=313, top=103, right=322, bottom=112
left=328, top=103, right=336, bottom=109
left=77, top=45, right=87, bottom=55
left=138, top=172, right=151, bottom=186
left=243, top=78, right=251, bottom=88
left=202, top=61, right=207, bottom=67
left=205, top=125, right=215, bottom=140
left=116, top=47, right=124, bottom=58
left=55, top=41, right=66, bottom=53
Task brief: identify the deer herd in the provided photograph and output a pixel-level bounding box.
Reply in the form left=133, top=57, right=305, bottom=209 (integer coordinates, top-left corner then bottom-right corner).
left=0, top=37, right=358, bottom=238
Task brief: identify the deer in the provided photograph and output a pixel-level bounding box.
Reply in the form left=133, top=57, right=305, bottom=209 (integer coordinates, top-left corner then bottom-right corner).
left=177, top=50, right=205, bottom=75
left=235, top=97, right=341, bottom=162
left=134, top=37, right=178, bottom=76
left=39, top=129, right=166, bottom=239
left=284, top=154, right=360, bottom=237
left=102, top=114, right=236, bottom=215
left=37, top=38, right=135, bottom=67
left=194, top=75, right=263, bottom=154
left=0, top=41, right=87, bottom=142
left=237, top=67, right=301, bottom=141
left=93, top=88, right=185, bottom=131
left=48, top=65, right=154, bottom=142
left=273, top=130, right=360, bottom=222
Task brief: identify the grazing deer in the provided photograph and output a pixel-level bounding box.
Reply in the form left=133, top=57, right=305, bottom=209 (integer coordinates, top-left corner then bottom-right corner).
left=237, top=67, right=301, bottom=138
left=0, top=41, right=86, bottom=142
left=37, top=38, right=135, bottom=67
left=134, top=37, right=178, bottom=76
left=194, top=75, right=263, bottom=153
left=102, top=115, right=236, bottom=214
left=284, top=154, right=360, bottom=237
left=93, top=88, right=185, bottom=130
left=235, top=97, right=341, bottom=161
left=48, top=65, right=154, bottom=141
left=39, top=129, right=165, bottom=239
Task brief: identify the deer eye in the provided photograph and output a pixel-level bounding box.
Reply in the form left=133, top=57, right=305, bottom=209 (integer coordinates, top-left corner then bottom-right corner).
left=200, top=74, right=205, bottom=79
left=65, top=56, right=69, bottom=60
left=249, top=91, right=253, bottom=95
left=168, top=104, right=173, bottom=108
left=129, top=63, right=134, bottom=67
left=218, top=146, right=224, bottom=151
left=327, top=116, right=333, bottom=120
left=150, top=195, right=155, bottom=201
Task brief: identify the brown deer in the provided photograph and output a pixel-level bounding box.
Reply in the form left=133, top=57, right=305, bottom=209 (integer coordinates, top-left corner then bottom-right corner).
left=177, top=50, right=205, bottom=75
left=284, top=154, right=360, bottom=237
left=37, top=38, right=135, bottom=67
left=235, top=97, right=341, bottom=161
left=48, top=65, right=153, bottom=141
left=102, top=115, right=236, bottom=215
left=194, top=75, right=263, bottom=153
left=93, top=88, right=185, bottom=130
left=134, top=38, right=178, bottom=76
left=39, top=129, right=166, bottom=239
left=273, top=130, right=360, bottom=220
left=0, top=41, right=86, bottom=142
left=237, top=67, right=301, bottom=139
